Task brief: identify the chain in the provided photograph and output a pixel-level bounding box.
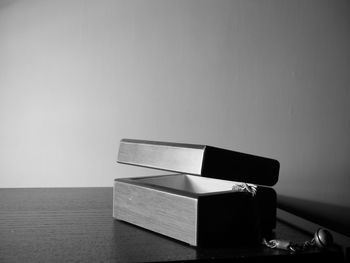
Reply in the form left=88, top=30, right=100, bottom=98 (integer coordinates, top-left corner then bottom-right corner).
left=262, top=228, right=333, bottom=252
left=232, top=183, right=257, bottom=196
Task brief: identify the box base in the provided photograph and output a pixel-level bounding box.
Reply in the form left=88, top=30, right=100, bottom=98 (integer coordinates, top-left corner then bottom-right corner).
left=113, top=174, right=276, bottom=247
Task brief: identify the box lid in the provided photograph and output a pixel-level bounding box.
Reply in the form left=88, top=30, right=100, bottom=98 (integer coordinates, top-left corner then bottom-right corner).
left=117, top=138, right=279, bottom=186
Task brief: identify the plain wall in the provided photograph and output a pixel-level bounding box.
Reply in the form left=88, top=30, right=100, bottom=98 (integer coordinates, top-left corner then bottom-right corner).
left=1, top=0, right=350, bottom=226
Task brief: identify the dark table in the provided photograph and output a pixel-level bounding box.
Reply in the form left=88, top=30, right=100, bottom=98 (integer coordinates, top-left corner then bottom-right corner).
left=0, top=188, right=343, bottom=262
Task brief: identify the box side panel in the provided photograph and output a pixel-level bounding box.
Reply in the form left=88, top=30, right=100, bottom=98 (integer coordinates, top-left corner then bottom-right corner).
left=196, top=189, right=277, bottom=247
left=197, top=192, right=259, bottom=247
left=255, top=186, right=277, bottom=236
left=113, top=180, right=198, bottom=245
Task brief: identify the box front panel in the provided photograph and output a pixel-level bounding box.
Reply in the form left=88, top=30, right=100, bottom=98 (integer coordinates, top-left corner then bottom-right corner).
left=113, top=180, right=198, bottom=245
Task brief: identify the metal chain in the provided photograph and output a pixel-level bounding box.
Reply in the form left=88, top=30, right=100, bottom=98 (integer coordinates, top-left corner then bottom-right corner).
left=232, top=183, right=257, bottom=196
left=262, top=228, right=333, bottom=252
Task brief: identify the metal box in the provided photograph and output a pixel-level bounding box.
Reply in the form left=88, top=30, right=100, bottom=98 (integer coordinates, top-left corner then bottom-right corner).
left=113, top=139, right=279, bottom=246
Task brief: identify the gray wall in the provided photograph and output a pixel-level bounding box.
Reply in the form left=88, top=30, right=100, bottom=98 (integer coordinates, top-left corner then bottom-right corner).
left=1, top=0, right=350, bottom=222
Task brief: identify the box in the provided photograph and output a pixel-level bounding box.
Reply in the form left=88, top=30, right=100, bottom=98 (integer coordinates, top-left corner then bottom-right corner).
left=113, top=139, right=279, bottom=246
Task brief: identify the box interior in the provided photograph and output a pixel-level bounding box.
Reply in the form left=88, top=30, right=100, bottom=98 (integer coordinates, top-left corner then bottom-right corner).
left=135, top=174, right=245, bottom=194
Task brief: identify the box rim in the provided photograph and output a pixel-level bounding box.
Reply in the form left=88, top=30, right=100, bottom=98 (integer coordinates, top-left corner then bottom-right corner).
left=115, top=174, right=256, bottom=198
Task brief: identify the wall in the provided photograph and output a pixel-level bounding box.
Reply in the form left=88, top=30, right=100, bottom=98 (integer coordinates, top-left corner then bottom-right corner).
left=1, top=0, right=350, bottom=234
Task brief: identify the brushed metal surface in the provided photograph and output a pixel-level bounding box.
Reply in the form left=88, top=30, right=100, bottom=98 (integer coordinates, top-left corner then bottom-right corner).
left=118, top=139, right=205, bottom=175
left=113, top=180, right=198, bottom=245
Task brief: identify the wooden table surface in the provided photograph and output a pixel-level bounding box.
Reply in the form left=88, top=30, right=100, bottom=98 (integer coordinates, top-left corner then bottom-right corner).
left=0, top=188, right=343, bottom=262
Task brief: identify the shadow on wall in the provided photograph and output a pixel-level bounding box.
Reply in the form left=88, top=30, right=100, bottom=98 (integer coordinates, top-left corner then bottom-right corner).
left=278, top=195, right=350, bottom=238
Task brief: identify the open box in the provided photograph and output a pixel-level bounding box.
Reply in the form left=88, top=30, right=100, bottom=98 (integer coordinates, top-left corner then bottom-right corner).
left=113, top=139, right=279, bottom=246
